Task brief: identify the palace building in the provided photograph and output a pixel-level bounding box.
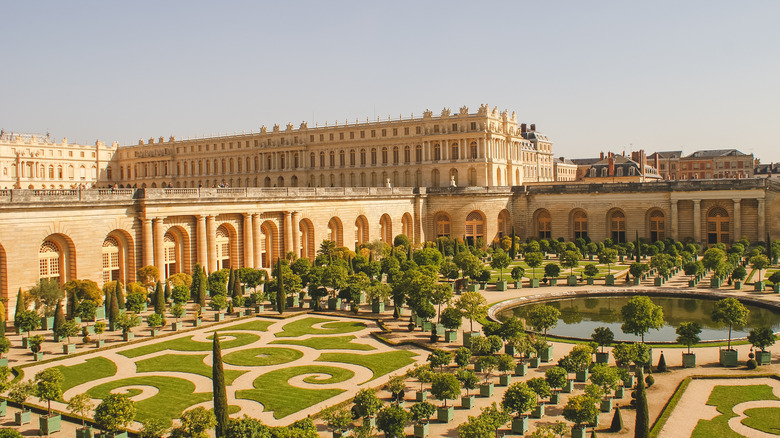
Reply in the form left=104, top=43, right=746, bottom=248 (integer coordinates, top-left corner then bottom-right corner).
left=0, top=105, right=778, bottom=316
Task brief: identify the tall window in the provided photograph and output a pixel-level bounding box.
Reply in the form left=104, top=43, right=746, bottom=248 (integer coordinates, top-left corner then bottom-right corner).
left=707, top=207, right=729, bottom=244
left=39, top=241, right=61, bottom=282
left=573, top=211, right=588, bottom=240
left=470, top=142, right=478, bottom=159
left=649, top=210, right=665, bottom=242
left=415, top=145, right=422, bottom=162
left=393, top=147, right=399, bottom=164
left=537, top=210, right=552, bottom=239
left=102, top=237, right=120, bottom=283
left=163, top=233, right=177, bottom=279
left=451, top=143, right=459, bottom=160
left=435, top=213, right=451, bottom=237
left=610, top=211, right=626, bottom=243
left=404, top=146, right=410, bottom=163
left=497, top=210, right=511, bottom=239
left=382, top=147, right=388, bottom=165
left=465, top=211, right=485, bottom=246
left=380, top=214, right=392, bottom=243
left=434, top=144, right=441, bottom=161
left=216, top=225, right=231, bottom=270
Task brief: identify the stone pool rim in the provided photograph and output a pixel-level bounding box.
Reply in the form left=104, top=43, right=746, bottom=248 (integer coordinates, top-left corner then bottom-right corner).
left=487, top=288, right=780, bottom=344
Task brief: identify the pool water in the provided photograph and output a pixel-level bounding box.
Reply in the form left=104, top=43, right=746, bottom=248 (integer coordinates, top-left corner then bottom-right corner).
left=495, top=295, right=780, bottom=343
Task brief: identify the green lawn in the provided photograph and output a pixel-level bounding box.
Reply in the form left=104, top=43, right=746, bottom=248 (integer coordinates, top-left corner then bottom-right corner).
left=225, top=319, right=274, bottom=332
left=87, top=375, right=213, bottom=426
left=236, top=365, right=353, bottom=419
left=692, top=384, right=780, bottom=438
left=222, top=347, right=303, bottom=367
left=54, top=357, right=117, bottom=394
left=275, top=317, right=366, bottom=338
left=488, top=259, right=628, bottom=280
left=271, top=335, right=376, bottom=351
left=316, top=350, right=417, bottom=384
left=743, top=407, right=780, bottom=434
left=120, top=332, right=261, bottom=358
left=135, top=353, right=245, bottom=385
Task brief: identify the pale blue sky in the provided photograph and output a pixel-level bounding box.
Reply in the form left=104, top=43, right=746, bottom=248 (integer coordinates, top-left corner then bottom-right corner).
left=2, top=1, right=779, bottom=162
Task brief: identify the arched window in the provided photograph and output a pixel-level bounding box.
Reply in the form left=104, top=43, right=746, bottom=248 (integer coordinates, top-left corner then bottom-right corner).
left=163, top=233, right=178, bottom=278
left=393, top=147, right=399, bottom=164
left=404, top=146, right=411, bottom=163
left=328, top=217, right=343, bottom=246
left=649, top=210, right=665, bottom=242
left=431, top=169, right=440, bottom=187
left=360, top=149, right=366, bottom=166
left=355, top=216, right=369, bottom=248
left=319, top=151, right=325, bottom=168
left=707, top=207, right=729, bottom=244
left=435, top=213, right=451, bottom=237
left=371, top=148, right=377, bottom=165
left=497, top=210, right=511, bottom=239
left=402, top=213, right=413, bottom=242
left=382, top=147, right=388, bottom=165
left=329, top=151, right=335, bottom=168
left=537, top=210, right=552, bottom=239
left=610, top=210, right=626, bottom=243
left=339, top=150, right=345, bottom=167
left=39, top=241, right=61, bottom=282
left=216, top=225, right=231, bottom=270
left=470, top=142, right=478, bottom=159
left=465, top=211, right=485, bottom=246
left=589, top=168, right=596, bottom=177
left=573, top=211, right=588, bottom=240
left=434, top=144, right=441, bottom=161
left=616, top=167, right=624, bottom=177
left=310, top=153, right=316, bottom=168
left=102, top=237, right=121, bottom=283
left=380, top=214, right=392, bottom=243
left=451, top=143, right=459, bottom=160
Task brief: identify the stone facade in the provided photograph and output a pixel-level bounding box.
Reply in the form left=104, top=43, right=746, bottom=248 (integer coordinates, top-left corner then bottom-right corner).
left=648, top=149, right=755, bottom=180
left=0, top=178, right=776, bottom=317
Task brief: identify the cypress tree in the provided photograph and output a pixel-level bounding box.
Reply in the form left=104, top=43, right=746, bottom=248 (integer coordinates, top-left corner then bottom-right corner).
left=509, top=227, right=517, bottom=260
left=198, top=268, right=207, bottom=307
left=454, top=238, right=460, bottom=256
left=104, top=286, right=112, bottom=321
left=109, top=287, right=120, bottom=329
left=232, top=271, right=241, bottom=300
left=14, top=288, right=25, bottom=328
left=53, top=300, right=65, bottom=334
left=191, top=264, right=202, bottom=301
left=276, top=258, right=286, bottom=314
left=155, top=281, right=165, bottom=315
left=407, top=243, right=412, bottom=261
left=164, top=282, right=171, bottom=302
left=116, top=282, right=125, bottom=309
left=635, top=231, right=641, bottom=261
left=635, top=368, right=649, bottom=438
left=610, top=406, right=623, bottom=432
left=212, top=332, right=228, bottom=438
left=66, top=287, right=76, bottom=319
left=227, top=267, right=235, bottom=297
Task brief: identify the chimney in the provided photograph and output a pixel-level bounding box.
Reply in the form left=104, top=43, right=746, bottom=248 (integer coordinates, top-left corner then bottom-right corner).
left=600, top=152, right=604, bottom=160
left=654, top=154, right=659, bottom=171
left=609, top=157, right=615, bottom=176
left=520, top=123, right=527, bottom=133
left=529, top=123, right=536, bottom=131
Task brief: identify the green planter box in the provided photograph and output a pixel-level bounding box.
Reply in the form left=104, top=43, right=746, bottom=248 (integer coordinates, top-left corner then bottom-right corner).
left=499, top=374, right=512, bottom=386
left=415, top=390, right=428, bottom=402
left=480, top=382, right=494, bottom=397
left=0, top=399, right=5, bottom=416
left=33, top=352, right=44, bottom=361
left=254, top=304, right=265, bottom=313
left=754, top=281, right=765, bottom=292
left=734, top=281, right=743, bottom=290
left=95, top=339, right=105, bottom=348
left=95, top=306, right=106, bottom=321
left=576, top=369, right=589, bottom=382
left=514, top=281, right=522, bottom=289
left=586, top=278, right=595, bottom=285
left=567, top=275, right=578, bottom=286
left=720, top=349, right=738, bottom=367
left=193, top=317, right=202, bottom=327
left=757, top=350, right=771, bottom=365
left=463, top=331, right=480, bottom=348
left=215, top=312, right=225, bottom=322
left=529, top=357, right=540, bottom=368
left=615, top=386, right=625, bottom=398
left=171, top=322, right=181, bottom=331
left=562, top=379, right=574, bottom=393
left=624, top=375, right=636, bottom=388
left=549, top=278, right=558, bottom=286
left=63, top=343, right=77, bottom=354
left=234, top=309, right=245, bottom=317
left=327, top=298, right=341, bottom=310
left=530, top=278, right=540, bottom=288
left=22, top=336, right=28, bottom=348
left=688, top=279, right=696, bottom=287
left=437, top=406, right=454, bottom=423
left=605, top=274, right=615, bottom=285
left=150, top=328, right=159, bottom=337
left=532, top=403, right=546, bottom=419
left=774, top=284, right=780, bottom=293
left=495, top=280, right=508, bottom=291
left=444, top=330, right=457, bottom=343
left=41, top=316, right=55, bottom=330
left=286, top=295, right=299, bottom=308
left=96, top=433, right=128, bottom=438
left=414, top=422, right=429, bottom=437
left=421, top=321, right=432, bottom=331
left=123, top=332, right=134, bottom=341
left=540, top=344, right=554, bottom=362
left=682, top=353, right=696, bottom=368
left=515, top=362, right=528, bottom=376
left=505, top=344, right=515, bottom=356
left=711, top=277, right=721, bottom=288
left=15, top=410, right=31, bottom=425
left=571, top=426, right=587, bottom=438
left=76, top=426, right=94, bottom=438
left=479, top=282, right=487, bottom=290
left=461, top=395, right=476, bottom=409
left=654, top=277, right=663, bottom=286
left=466, top=284, right=480, bottom=292
left=371, top=302, right=384, bottom=313
left=595, top=352, right=609, bottom=364
left=600, top=398, right=613, bottom=413
left=550, top=392, right=560, bottom=405
left=511, top=416, right=528, bottom=434
left=633, top=277, right=641, bottom=285
left=40, top=414, right=62, bottom=434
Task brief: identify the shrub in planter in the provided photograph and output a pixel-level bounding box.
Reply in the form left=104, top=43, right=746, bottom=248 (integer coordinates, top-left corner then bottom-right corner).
left=502, top=382, right=536, bottom=434
left=746, top=359, right=758, bottom=369
left=747, top=327, right=776, bottom=365
left=410, top=401, right=435, bottom=437
left=676, top=321, right=701, bottom=368
left=456, top=369, right=478, bottom=409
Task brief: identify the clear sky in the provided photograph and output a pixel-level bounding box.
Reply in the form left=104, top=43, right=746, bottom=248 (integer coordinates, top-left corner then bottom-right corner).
left=2, top=1, right=779, bottom=162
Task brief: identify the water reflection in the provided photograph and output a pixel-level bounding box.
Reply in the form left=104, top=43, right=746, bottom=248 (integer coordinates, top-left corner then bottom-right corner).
left=496, top=295, right=780, bottom=343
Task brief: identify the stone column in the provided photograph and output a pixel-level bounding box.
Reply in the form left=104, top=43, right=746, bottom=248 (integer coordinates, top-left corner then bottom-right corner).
left=252, top=214, right=262, bottom=268
left=758, top=198, right=766, bottom=240
left=693, top=199, right=702, bottom=244
left=153, top=218, right=165, bottom=277
left=196, top=215, right=208, bottom=268
left=733, top=199, right=742, bottom=242
left=414, top=196, right=425, bottom=244
left=670, top=200, right=679, bottom=241
left=206, top=215, right=217, bottom=273
left=142, top=217, right=154, bottom=268
left=291, top=211, right=301, bottom=258
left=283, top=211, right=293, bottom=258
left=243, top=213, right=254, bottom=268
